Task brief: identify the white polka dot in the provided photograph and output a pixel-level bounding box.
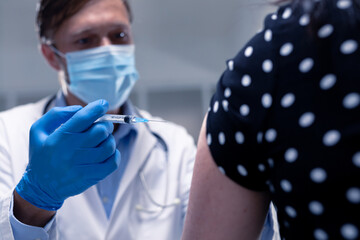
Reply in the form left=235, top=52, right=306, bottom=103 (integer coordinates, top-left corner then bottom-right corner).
left=282, top=7, right=292, bottom=19
left=271, top=14, right=278, bottom=20
left=309, top=201, right=324, bottom=215
left=207, top=133, right=212, bottom=145
left=262, top=59, right=273, bottom=73
left=237, top=165, right=248, bottom=176
left=224, top=88, right=231, bottom=98
left=280, top=179, right=292, bottom=192
left=222, top=100, right=229, bottom=112
left=265, top=128, right=277, bottom=142
left=265, top=29, right=273, bottom=42
left=208, top=107, right=211, bottom=112
left=299, top=58, right=314, bottom=73
left=280, top=42, right=294, bottom=56
left=218, top=132, right=226, bottom=145
left=281, top=93, right=296, bottom=108
left=241, top=75, right=252, bottom=87
left=320, top=74, right=337, bottom=90
left=323, top=130, right=341, bottom=146
left=314, top=229, right=328, bottom=240
left=258, top=164, right=266, bottom=172
left=318, top=24, right=334, bottom=38
left=299, top=112, right=315, bottom=128
left=235, top=131, right=245, bottom=144
left=240, top=104, right=250, bottom=116
left=268, top=158, right=274, bottom=168
left=285, top=148, right=298, bottom=163
left=337, top=0, right=352, bottom=9
left=228, top=60, right=234, bottom=71
left=299, top=14, right=310, bottom=26
left=285, top=206, right=297, bottom=218
left=262, top=93, right=272, bottom=108
left=341, top=224, right=359, bottom=240
left=244, top=46, right=253, bottom=57
left=257, top=132, right=263, bottom=143
left=340, top=40, right=358, bottom=55
left=353, top=152, right=360, bottom=167
left=218, top=166, right=225, bottom=175
left=310, top=168, right=327, bottom=183
left=343, top=93, right=360, bottom=109
left=347, top=187, right=360, bottom=204
left=213, top=101, right=219, bottom=113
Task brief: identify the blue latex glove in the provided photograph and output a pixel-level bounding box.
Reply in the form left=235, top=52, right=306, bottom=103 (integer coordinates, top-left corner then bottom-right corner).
left=16, top=99, right=121, bottom=211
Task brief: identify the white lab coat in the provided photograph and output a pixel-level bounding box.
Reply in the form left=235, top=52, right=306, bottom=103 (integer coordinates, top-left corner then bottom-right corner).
left=0, top=97, right=196, bottom=240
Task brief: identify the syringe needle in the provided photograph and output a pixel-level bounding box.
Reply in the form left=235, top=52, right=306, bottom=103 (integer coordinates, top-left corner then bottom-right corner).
left=147, top=119, right=167, bottom=123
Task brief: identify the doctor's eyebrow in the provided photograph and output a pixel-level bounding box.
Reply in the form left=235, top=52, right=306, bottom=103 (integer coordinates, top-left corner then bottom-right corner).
left=70, top=23, right=131, bottom=38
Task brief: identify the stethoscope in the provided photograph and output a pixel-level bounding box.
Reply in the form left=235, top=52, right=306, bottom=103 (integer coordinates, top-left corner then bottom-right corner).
left=43, top=95, right=181, bottom=214
left=134, top=127, right=181, bottom=214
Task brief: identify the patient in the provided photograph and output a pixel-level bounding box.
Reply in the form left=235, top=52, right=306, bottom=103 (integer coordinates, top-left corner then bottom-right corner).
left=183, top=0, right=360, bottom=239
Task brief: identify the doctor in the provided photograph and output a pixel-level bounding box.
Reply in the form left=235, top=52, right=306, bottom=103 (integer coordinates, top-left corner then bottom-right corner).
left=0, top=0, right=196, bottom=239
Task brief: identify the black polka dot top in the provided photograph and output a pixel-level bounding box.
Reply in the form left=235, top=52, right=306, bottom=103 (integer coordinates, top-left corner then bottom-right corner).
left=206, top=1, right=360, bottom=239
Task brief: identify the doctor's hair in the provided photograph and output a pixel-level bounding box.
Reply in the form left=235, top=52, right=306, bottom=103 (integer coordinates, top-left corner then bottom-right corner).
left=36, top=0, right=133, bottom=40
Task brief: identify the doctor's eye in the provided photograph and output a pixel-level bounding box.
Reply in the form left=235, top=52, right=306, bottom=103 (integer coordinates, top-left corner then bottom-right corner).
left=111, top=31, right=131, bottom=44
left=115, top=32, right=126, bottom=39
left=76, top=37, right=94, bottom=45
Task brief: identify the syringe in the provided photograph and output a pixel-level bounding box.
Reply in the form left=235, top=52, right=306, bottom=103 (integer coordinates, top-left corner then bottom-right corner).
left=96, top=114, right=165, bottom=124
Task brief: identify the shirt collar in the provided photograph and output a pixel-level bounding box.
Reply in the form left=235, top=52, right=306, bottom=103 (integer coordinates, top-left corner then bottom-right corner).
left=114, top=99, right=138, bottom=140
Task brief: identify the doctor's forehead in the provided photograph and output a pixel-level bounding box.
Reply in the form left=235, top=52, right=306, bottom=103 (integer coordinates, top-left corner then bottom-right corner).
left=36, top=0, right=132, bottom=40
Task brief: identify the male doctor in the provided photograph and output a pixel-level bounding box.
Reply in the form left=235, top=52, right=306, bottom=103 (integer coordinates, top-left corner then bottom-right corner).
left=0, top=0, right=196, bottom=239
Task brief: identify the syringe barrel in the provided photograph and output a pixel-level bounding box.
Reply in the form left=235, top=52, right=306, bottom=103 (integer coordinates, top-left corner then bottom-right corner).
left=96, top=114, right=134, bottom=124
left=96, top=115, right=151, bottom=124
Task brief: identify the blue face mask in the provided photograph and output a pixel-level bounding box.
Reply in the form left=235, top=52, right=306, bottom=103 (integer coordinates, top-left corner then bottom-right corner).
left=52, top=44, right=139, bottom=110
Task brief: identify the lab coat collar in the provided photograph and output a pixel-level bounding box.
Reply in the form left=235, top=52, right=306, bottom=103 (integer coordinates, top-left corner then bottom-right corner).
left=108, top=112, right=158, bottom=222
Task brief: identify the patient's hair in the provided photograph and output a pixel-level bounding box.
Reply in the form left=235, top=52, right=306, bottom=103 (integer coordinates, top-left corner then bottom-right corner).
left=275, top=0, right=360, bottom=14
left=276, top=0, right=360, bottom=6
left=36, top=0, right=133, bottom=40
left=274, top=0, right=360, bottom=27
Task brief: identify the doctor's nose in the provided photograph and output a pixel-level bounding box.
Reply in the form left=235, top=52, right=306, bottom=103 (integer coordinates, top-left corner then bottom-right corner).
left=100, top=37, right=112, bottom=47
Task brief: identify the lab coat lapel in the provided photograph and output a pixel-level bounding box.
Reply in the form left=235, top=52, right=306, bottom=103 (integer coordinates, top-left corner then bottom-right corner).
left=109, top=122, right=157, bottom=219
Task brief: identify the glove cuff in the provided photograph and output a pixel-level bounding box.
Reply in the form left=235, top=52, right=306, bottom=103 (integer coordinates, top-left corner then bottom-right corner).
left=16, top=175, right=63, bottom=211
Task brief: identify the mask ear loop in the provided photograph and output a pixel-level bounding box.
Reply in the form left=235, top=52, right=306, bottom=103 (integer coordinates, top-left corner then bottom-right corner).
left=49, top=45, right=66, bottom=59
left=51, top=47, right=70, bottom=98
left=58, top=71, right=70, bottom=98
left=41, top=37, right=70, bottom=98
left=40, top=37, right=66, bottom=59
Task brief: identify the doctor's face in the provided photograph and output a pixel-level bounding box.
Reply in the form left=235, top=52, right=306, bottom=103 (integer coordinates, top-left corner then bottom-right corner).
left=52, top=0, right=133, bottom=54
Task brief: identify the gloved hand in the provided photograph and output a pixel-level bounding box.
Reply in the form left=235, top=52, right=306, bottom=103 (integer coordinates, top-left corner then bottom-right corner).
left=16, top=99, right=120, bottom=211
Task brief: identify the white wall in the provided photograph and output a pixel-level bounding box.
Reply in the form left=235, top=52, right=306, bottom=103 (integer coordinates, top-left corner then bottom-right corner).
left=0, top=0, right=275, bottom=139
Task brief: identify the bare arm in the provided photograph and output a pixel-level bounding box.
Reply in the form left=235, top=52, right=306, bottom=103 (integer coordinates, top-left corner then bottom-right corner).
left=182, top=115, right=270, bottom=240
left=13, top=190, right=55, bottom=227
